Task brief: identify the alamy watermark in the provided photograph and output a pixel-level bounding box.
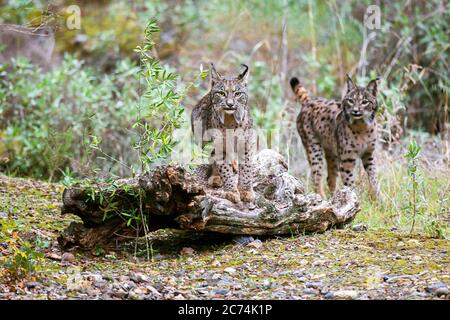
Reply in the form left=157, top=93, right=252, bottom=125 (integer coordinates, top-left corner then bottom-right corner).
left=364, top=5, right=381, bottom=30
left=66, top=5, right=81, bottom=30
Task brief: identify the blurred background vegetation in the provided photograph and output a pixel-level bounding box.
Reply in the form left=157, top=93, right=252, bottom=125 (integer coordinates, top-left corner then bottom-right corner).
left=0, top=0, right=448, bottom=237
left=0, top=0, right=448, bottom=180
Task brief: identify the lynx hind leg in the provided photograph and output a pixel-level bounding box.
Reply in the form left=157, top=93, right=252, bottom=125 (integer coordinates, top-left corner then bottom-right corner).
left=362, top=151, right=379, bottom=200
left=216, top=162, right=240, bottom=203
left=325, top=152, right=339, bottom=194
left=305, top=141, right=326, bottom=198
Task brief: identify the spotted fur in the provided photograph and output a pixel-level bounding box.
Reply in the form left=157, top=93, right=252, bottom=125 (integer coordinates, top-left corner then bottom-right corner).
left=191, top=63, right=255, bottom=203
left=290, top=75, right=379, bottom=199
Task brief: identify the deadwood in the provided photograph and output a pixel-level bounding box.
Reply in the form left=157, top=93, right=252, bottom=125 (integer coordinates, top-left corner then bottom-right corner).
left=59, top=150, right=360, bottom=249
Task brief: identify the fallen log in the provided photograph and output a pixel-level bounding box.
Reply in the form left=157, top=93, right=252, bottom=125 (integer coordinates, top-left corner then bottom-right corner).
left=59, top=150, right=360, bottom=249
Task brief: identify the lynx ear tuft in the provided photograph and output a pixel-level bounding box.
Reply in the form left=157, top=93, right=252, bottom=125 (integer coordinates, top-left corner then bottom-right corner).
left=345, top=73, right=355, bottom=92
left=238, top=64, right=249, bottom=82
left=366, top=77, right=379, bottom=96
left=210, top=63, right=222, bottom=83
left=290, top=77, right=300, bottom=92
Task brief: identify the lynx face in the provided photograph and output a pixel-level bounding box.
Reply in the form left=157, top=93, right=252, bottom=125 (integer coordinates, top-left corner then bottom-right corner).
left=343, top=76, right=378, bottom=126
left=210, top=64, right=249, bottom=125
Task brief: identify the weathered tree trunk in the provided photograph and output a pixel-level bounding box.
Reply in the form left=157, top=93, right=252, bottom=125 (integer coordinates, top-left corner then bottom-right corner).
left=59, top=150, right=360, bottom=249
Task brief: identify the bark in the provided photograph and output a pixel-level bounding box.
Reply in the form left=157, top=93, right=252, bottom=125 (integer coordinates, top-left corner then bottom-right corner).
left=59, top=150, right=360, bottom=249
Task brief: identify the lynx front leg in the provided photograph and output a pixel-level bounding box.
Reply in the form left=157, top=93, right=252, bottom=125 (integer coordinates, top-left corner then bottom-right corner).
left=338, top=154, right=357, bottom=189
left=237, top=130, right=255, bottom=202
left=208, top=149, right=222, bottom=188
left=216, top=162, right=240, bottom=203
left=238, top=163, right=255, bottom=202
left=362, top=151, right=379, bottom=200
left=208, top=162, right=223, bottom=187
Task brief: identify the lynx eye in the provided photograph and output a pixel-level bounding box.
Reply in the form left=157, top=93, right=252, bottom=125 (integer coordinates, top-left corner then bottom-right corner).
left=234, top=91, right=244, bottom=97
left=361, top=99, right=369, bottom=106
left=347, top=98, right=355, bottom=105
left=216, top=91, right=226, bottom=97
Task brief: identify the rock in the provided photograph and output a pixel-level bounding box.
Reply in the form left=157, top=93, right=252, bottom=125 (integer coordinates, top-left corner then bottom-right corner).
left=122, top=281, right=137, bottom=291
left=351, top=223, right=368, bottom=232
left=407, top=239, right=420, bottom=246
left=298, top=259, right=309, bottom=266
left=147, top=285, right=162, bottom=296
left=133, top=287, right=149, bottom=295
left=425, top=283, right=448, bottom=297
left=112, top=289, right=127, bottom=299
left=325, top=290, right=359, bottom=300
left=233, top=236, right=254, bottom=246
left=217, top=276, right=233, bottom=287
left=411, top=255, right=422, bottom=261
left=247, top=240, right=263, bottom=249
left=208, top=259, right=221, bottom=267
left=0, top=212, right=7, bottom=219
left=127, top=291, right=141, bottom=300
left=89, top=274, right=103, bottom=283
left=214, top=288, right=229, bottom=295
left=129, top=272, right=149, bottom=283
left=224, top=267, right=236, bottom=274
left=153, top=253, right=163, bottom=260
left=61, top=252, right=75, bottom=263
left=435, top=288, right=449, bottom=297
left=180, top=247, right=195, bottom=256
left=93, top=281, right=108, bottom=289
left=174, top=270, right=186, bottom=278
left=303, top=288, right=317, bottom=295
left=306, top=282, right=323, bottom=289
left=118, top=275, right=129, bottom=282
left=25, top=281, right=40, bottom=289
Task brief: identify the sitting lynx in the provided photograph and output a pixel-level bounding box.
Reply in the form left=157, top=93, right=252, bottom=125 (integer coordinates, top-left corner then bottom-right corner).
left=290, top=74, right=379, bottom=199
left=191, top=63, right=255, bottom=203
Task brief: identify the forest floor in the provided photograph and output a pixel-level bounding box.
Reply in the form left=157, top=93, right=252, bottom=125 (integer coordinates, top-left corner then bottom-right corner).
left=0, top=175, right=449, bottom=300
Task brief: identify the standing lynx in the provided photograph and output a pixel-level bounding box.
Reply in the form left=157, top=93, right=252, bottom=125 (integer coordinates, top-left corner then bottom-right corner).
left=191, top=63, right=255, bottom=203
left=290, top=74, right=379, bottom=199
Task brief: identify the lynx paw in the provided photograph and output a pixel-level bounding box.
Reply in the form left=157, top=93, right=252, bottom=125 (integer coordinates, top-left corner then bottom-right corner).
left=239, top=188, right=255, bottom=203
left=223, top=190, right=241, bottom=203
left=208, top=175, right=223, bottom=188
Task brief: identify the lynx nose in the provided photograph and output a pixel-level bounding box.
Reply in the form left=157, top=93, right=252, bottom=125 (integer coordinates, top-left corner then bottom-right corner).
left=226, top=99, right=234, bottom=108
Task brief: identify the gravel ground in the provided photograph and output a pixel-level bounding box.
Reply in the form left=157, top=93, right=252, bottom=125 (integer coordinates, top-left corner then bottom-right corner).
left=0, top=176, right=449, bottom=300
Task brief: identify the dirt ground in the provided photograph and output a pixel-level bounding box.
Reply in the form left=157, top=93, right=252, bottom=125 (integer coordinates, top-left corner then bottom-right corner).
left=0, top=175, right=448, bottom=300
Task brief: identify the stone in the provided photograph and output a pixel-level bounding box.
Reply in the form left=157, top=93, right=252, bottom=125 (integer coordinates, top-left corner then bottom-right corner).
left=425, top=283, right=448, bottom=297
left=233, top=236, right=254, bottom=246
left=129, top=272, right=149, bottom=283
left=61, top=252, right=75, bottom=263
left=180, top=247, right=195, bottom=256
left=303, top=288, right=317, bottom=295
left=325, top=290, right=359, bottom=300
left=247, top=240, right=263, bottom=249
left=214, top=288, right=229, bottom=295
left=224, top=267, right=236, bottom=274
left=351, top=223, right=368, bottom=232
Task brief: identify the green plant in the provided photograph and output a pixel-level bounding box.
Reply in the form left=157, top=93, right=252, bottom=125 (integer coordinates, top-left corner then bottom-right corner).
left=0, top=219, right=45, bottom=278
left=0, top=55, right=141, bottom=180
left=405, top=139, right=421, bottom=235
left=132, top=20, right=185, bottom=170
